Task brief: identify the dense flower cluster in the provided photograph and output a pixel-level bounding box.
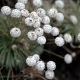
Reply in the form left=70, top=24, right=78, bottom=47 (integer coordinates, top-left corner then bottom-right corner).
left=0, top=0, right=79, bottom=79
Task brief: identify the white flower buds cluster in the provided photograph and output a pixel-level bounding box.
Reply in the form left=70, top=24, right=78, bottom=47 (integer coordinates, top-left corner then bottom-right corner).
left=45, top=61, right=56, bottom=79
left=26, top=54, right=56, bottom=79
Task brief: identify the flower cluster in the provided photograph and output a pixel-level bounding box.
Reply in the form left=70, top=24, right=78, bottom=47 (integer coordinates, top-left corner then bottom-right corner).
left=26, top=54, right=56, bottom=79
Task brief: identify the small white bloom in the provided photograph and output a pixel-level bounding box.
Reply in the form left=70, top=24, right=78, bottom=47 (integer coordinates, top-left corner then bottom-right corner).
left=43, top=25, right=52, bottom=33
left=33, top=19, right=41, bottom=28
left=18, top=0, right=28, bottom=4
left=47, top=61, right=56, bottom=71
left=77, top=33, right=80, bottom=41
left=25, top=17, right=34, bottom=26
left=10, top=27, right=21, bottom=37
left=45, top=70, right=55, bottom=79
left=21, top=9, right=29, bottom=17
left=37, top=36, right=46, bottom=45
left=64, top=54, right=72, bottom=64
left=27, top=31, right=37, bottom=40
left=55, top=37, right=65, bottom=47
left=70, top=15, right=78, bottom=25
left=30, top=11, right=38, bottom=19
left=1, top=6, right=11, bottom=15
left=35, top=28, right=44, bottom=36
left=42, top=16, right=50, bottom=24
left=51, top=27, right=59, bottom=36
left=48, top=8, right=58, bottom=18
left=55, top=0, right=64, bottom=8
left=33, top=54, right=40, bottom=62
left=64, top=33, right=72, bottom=43
left=55, top=13, right=64, bottom=22
left=37, top=8, right=46, bottom=17
left=15, top=2, right=25, bottom=10
left=11, top=9, right=21, bottom=18
left=33, top=0, right=42, bottom=7
left=26, top=56, right=36, bottom=66
left=35, top=61, right=45, bottom=71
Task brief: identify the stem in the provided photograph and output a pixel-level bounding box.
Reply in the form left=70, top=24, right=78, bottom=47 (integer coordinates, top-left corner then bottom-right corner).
left=7, top=69, right=12, bottom=80
left=44, top=49, right=64, bottom=59
left=62, top=46, right=72, bottom=54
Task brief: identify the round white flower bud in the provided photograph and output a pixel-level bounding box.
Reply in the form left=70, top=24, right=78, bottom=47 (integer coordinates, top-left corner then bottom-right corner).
left=10, top=27, right=21, bottom=37
left=42, top=16, right=50, bottom=24
left=47, top=61, right=56, bottom=71
left=55, top=37, right=65, bottom=47
left=64, top=54, right=72, bottom=64
left=33, top=0, right=42, bottom=7
left=35, top=28, right=44, bottom=36
left=51, top=27, right=59, bottom=36
left=33, top=19, right=41, bottom=28
left=33, top=54, right=40, bottom=61
left=48, top=8, right=58, bottom=18
left=11, top=9, right=21, bottom=18
left=18, top=0, right=28, bottom=4
left=55, top=0, right=64, bottom=8
left=27, top=31, right=37, bottom=40
left=45, top=70, right=55, bottom=79
left=25, top=17, right=34, bottom=26
left=37, top=8, right=46, bottom=17
left=21, top=9, right=29, bottom=17
left=37, top=36, right=46, bottom=45
left=64, top=33, right=72, bottom=43
left=55, top=13, right=64, bottom=22
left=30, top=11, right=38, bottom=19
left=43, top=25, right=52, bottom=33
left=77, top=33, right=80, bottom=41
left=15, top=2, right=25, bottom=10
left=1, top=6, right=11, bottom=15
left=26, top=56, right=36, bottom=66
left=35, top=61, right=45, bottom=71
left=70, top=15, right=78, bottom=25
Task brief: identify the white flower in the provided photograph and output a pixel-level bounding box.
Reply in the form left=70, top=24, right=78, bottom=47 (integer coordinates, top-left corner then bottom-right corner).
left=18, top=0, right=28, bottom=4
left=15, top=2, right=25, bottom=10
left=55, top=13, right=64, bottom=22
left=43, top=25, right=52, bottom=33
left=33, top=19, right=41, bottom=28
left=55, top=37, right=65, bottom=47
left=33, top=0, right=42, bottom=7
left=26, top=56, right=36, bottom=66
left=55, top=0, right=64, bottom=8
left=77, top=33, right=80, bottom=41
left=25, top=17, right=34, bottom=26
left=64, top=33, right=72, bottom=43
left=27, top=31, right=37, bottom=40
left=1, top=6, right=11, bottom=15
left=10, top=27, right=21, bottom=37
left=30, top=11, right=38, bottom=19
left=70, top=15, right=78, bottom=25
left=37, top=36, right=46, bottom=45
left=47, top=61, right=56, bottom=71
left=35, top=61, right=45, bottom=71
left=42, top=16, right=50, bottom=24
left=37, top=8, right=46, bottom=17
left=48, top=8, right=58, bottom=18
left=35, top=28, right=44, bottom=36
left=64, top=54, right=72, bottom=64
left=51, top=27, right=59, bottom=36
left=11, top=9, right=21, bottom=18
left=21, top=9, right=29, bottom=17
left=45, top=70, right=55, bottom=79
left=33, top=54, right=40, bottom=62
